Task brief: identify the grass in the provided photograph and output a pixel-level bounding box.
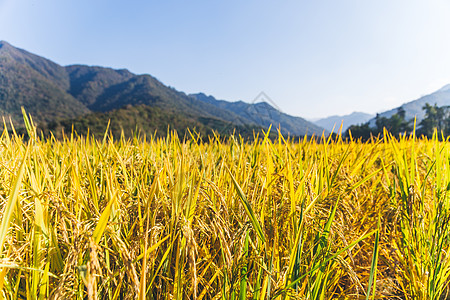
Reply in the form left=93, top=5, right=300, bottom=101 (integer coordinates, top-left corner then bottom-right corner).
left=0, top=114, right=449, bottom=299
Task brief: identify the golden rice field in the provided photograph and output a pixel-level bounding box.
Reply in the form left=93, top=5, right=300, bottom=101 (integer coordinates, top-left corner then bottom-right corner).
left=0, top=115, right=449, bottom=299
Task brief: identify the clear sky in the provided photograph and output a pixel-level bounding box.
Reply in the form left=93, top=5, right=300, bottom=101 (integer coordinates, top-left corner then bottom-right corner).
left=1, top=0, right=450, bottom=119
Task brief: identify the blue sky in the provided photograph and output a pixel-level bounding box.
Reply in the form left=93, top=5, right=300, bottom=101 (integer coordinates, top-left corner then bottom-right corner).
left=1, top=0, right=450, bottom=119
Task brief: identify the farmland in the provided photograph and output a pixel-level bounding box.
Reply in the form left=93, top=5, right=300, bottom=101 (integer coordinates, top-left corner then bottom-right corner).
left=0, top=116, right=449, bottom=299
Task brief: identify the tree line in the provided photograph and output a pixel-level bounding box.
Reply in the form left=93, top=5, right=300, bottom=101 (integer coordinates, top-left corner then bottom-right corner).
left=346, top=103, right=450, bottom=140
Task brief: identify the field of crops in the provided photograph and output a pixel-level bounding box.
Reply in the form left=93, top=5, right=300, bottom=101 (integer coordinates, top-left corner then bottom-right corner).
left=0, top=115, right=449, bottom=299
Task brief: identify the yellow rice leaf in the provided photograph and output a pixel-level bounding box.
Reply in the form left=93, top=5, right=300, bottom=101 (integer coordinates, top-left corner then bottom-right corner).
left=0, top=144, right=29, bottom=255
left=92, top=192, right=117, bottom=245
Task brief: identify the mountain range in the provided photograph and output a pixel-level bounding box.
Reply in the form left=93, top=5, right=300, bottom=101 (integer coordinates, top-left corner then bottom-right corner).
left=312, top=85, right=450, bottom=132
left=312, top=112, right=374, bottom=133
left=367, top=85, right=450, bottom=127
left=0, top=40, right=323, bottom=138
left=2, top=40, right=450, bottom=138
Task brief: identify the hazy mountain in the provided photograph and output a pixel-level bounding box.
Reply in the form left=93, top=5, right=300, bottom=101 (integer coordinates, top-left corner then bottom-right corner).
left=190, top=93, right=325, bottom=136
left=368, top=85, right=450, bottom=126
left=314, top=112, right=374, bottom=132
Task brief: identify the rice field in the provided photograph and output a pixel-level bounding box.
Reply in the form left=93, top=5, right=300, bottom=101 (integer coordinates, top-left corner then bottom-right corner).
left=0, top=114, right=449, bottom=299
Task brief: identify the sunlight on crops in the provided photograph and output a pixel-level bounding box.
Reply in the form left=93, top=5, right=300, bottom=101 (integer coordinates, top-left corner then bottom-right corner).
left=0, top=113, right=449, bottom=299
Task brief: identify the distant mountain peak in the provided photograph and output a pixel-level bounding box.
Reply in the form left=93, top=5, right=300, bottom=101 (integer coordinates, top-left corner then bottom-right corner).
left=313, top=111, right=374, bottom=132
left=438, top=84, right=450, bottom=92
left=0, top=40, right=13, bottom=51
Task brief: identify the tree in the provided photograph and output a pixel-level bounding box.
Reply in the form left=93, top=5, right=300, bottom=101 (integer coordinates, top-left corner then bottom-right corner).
left=418, top=103, right=450, bottom=138
left=346, top=123, right=373, bottom=141
left=374, top=107, right=412, bottom=136
left=346, top=107, right=413, bottom=140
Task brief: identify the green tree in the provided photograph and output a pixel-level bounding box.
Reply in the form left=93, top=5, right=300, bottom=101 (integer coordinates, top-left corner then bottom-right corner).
left=418, top=103, right=450, bottom=138
left=346, top=107, right=413, bottom=140
left=346, top=122, right=373, bottom=141
left=375, top=107, right=412, bottom=136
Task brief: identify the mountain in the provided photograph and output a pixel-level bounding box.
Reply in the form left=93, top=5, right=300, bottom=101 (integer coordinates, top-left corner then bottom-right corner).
left=368, top=85, right=450, bottom=126
left=314, top=112, right=374, bottom=132
left=0, top=41, right=89, bottom=125
left=65, top=64, right=250, bottom=124
left=0, top=41, right=253, bottom=136
left=0, top=40, right=324, bottom=137
left=190, top=93, right=325, bottom=136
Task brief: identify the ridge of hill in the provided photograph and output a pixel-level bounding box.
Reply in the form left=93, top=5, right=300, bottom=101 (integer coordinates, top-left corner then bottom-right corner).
left=190, top=93, right=325, bottom=136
